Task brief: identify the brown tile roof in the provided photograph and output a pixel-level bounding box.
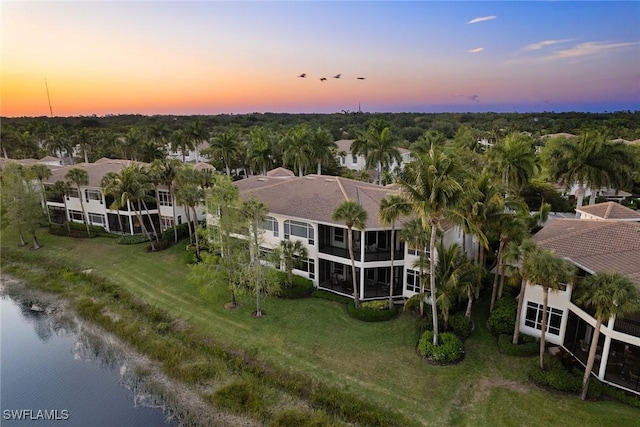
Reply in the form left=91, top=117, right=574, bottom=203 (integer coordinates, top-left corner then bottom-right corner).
left=44, top=158, right=139, bottom=188
left=266, top=167, right=295, bottom=177
left=576, top=202, right=640, bottom=221
left=533, top=219, right=640, bottom=285
left=235, top=174, right=406, bottom=228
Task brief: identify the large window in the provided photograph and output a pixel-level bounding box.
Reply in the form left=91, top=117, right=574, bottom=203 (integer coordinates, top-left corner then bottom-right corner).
left=284, top=220, right=314, bottom=244
left=160, top=216, right=174, bottom=231
left=334, top=227, right=344, bottom=243
left=296, top=257, right=315, bottom=279
left=67, top=188, right=79, bottom=199
left=406, top=269, right=421, bottom=293
left=85, top=189, right=102, bottom=203
left=260, top=216, right=279, bottom=237
left=408, top=245, right=429, bottom=257
left=88, top=212, right=105, bottom=226
left=158, top=191, right=172, bottom=207
left=69, top=210, right=84, bottom=222
left=525, top=302, right=563, bottom=336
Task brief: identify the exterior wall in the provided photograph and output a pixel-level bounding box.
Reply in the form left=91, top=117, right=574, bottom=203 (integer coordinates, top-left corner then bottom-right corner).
left=519, top=281, right=573, bottom=346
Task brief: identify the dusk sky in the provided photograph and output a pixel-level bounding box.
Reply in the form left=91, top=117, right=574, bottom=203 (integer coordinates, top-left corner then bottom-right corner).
left=2, top=1, right=639, bottom=117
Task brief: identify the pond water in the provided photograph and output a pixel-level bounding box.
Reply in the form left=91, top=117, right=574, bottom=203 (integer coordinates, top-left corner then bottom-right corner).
left=1, top=294, right=173, bottom=426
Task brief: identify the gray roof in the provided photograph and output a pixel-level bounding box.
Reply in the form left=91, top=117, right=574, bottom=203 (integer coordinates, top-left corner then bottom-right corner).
left=533, top=219, right=640, bottom=285
left=576, top=202, right=640, bottom=221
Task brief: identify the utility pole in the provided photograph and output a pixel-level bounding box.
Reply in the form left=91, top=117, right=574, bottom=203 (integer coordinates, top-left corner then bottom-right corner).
left=45, top=77, right=53, bottom=117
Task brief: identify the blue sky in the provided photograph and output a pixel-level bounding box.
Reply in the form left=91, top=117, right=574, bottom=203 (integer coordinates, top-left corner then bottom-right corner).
left=2, top=1, right=639, bottom=116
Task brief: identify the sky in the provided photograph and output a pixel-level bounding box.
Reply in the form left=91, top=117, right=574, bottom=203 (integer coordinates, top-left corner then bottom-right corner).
left=2, top=1, right=639, bottom=117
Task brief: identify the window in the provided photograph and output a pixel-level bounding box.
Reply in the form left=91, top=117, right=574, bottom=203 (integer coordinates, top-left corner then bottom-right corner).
left=160, top=216, right=174, bottom=231
left=334, top=228, right=344, bottom=243
left=406, top=269, right=421, bottom=293
left=260, top=216, right=279, bottom=237
left=158, top=191, right=173, bottom=207
left=525, top=302, right=563, bottom=336
left=340, top=156, right=345, bottom=165
left=333, top=263, right=344, bottom=276
left=284, top=220, right=314, bottom=245
left=67, top=188, right=79, bottom=199
left=69, top=210, right=84, bottom=222
left=408, top=245, right=430, bottom=257
left=351, top=154, right=358, bottom=164
left=88, top=212, right=105, bottom=225
left=85, top=189, right=102, bottom=203
left=296, top=257, right=315, bottom=279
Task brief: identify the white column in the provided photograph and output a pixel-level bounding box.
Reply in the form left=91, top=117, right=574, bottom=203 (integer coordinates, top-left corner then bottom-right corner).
left=598, top=315, right=616, bottom=379
left=360, top=231, right=366, bottom=298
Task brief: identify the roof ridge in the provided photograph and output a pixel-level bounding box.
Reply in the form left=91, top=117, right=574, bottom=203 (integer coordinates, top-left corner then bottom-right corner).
left=335, top=177, right=349, bottom=201
left=604, top=202, right=615, bottom=219
left=536, top=219, right=614, bottom=244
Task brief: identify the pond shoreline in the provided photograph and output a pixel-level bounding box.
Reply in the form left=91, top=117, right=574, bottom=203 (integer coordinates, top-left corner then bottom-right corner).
left=0, top=274, right=259, bottom=427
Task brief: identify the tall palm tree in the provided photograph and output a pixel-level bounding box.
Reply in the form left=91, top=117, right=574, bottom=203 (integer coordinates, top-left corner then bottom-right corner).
left=185, top=119, right=207, bottom=161
left=411, top=130, right=447, bottom=157
left=171, top=128, right=195, bottom=163
left=576, top=272, right=640, bottom=400
left=175, top=166, right=204, bottom=260
left=72, top=127, right=95, bottom=164
left=247, top=126, right=275, bottom=175
left=101, top=172, right=125, bottom=235
left=399, top=143, right=465, bottom=345
left=151, top=158, right=183, bottom=242
left=379, top=194, right=411, bottom=309
left=354, top=125, right=401, bottom=184
left=400, top=218, right=430, bottom=317
left=522, top=248, right=575, bottom=369
left=206, top=130, right=241, bottom=176
left=65, top=167, right=91, bottom=237
left=30, top=164, right=52, bottom=223
left=504, top=238, right=537, bottom=344
left=274, top=240, right=309, bottom=287
left=122, top=126, right=144, bottom=161
left=147, top=122, right=171, bottom=150
left=488, top=132, right=539, bottom=195
left=282, top=125, right=311, bottom=176
left=241, top=198, right=268, bottom=317
left=309, top=126, right=337, bottom=175
left=332, top=200, right=368, bottom=308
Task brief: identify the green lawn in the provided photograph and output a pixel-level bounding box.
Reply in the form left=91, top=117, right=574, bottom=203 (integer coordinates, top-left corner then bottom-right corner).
left=2, top=229, right=638, bottom=426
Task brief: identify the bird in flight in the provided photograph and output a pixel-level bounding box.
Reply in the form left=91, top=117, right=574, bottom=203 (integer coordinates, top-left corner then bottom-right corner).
left=298, top=73, right=306, bottom=78
left=320, top=77, right=327, bottom=82
left=356, top=77, right=366, bottom=80
left=333, top=74, right=341, bottom=79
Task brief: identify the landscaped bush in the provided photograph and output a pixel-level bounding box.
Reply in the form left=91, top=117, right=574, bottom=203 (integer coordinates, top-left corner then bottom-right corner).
left=446, top=313, right=473, bottom=339
left=417, top=331, right=464, bottom=363
left=269, top=407, right=331, bottom=427
left=346, top=300, right=398, bottom=322
left=311, top=289, right=351, bottom=304
left=528, top=355, right=584, bottom=395
left=49, top=222, right=108, bottom=238
left=116, top=234, right=150, bottom=245
left=274, top=271, right=314, bottom=299
left=163, top=223, right=191, bottom=241
left=498, top=334, right=538, bottom=356
left=486, top=296, right=517, bottom=336
left=209, top=378, right=266, bottom=419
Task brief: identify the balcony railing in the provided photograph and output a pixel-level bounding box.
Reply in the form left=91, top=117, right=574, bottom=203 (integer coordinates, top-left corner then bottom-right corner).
left=614, top=318, right=640, bottom=338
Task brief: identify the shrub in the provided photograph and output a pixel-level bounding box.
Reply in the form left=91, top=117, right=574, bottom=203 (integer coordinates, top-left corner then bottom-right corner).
left=418, top=331, right=464, bottom=363
left=116, top=234, right=150, bottom=245
left=346, top=301, right=398, bottom=322
left=162, top=223, right=191, bottom=241
left=311, top=290, right=351, bottom=304
left=487, top=296, right=517, bottom=336
left=275, top=271, right=314, bottom=299
left=210, top=379, right=266, bottom=418
left=269, top=408, right=332, bottom=427
left=49, top=222, right=108, bottom=238
left=498, top=334, right=538, bottom=356
left=446, top=313, right=473, bottom=339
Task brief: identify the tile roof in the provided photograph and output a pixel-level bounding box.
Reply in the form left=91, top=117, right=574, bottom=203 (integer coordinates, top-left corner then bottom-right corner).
left=44, top=158, right=139, bottom=188
left=533, top=219, right=640, bottom=285
left=576, top=202, right=640, bottom=221
left=266, top=167, right=295, bottom=177
left=235, top=174, right=406, bottom=228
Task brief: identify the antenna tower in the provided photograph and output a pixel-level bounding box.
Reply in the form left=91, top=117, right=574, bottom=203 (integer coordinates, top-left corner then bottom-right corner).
left=45, top=77, right=53, bottom=117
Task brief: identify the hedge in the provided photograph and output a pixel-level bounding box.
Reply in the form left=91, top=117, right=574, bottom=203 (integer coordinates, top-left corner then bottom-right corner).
left=498, top=334, right=538, bottom=356
left=417, top=331, right=464, bottom=364
left=487, top=296, right=517, bottom=336
left=311, top=290, right=351, bottom=304
left=346, top=300, right=398, bottom=322
left=274, top=271, right=314, bottom=299
left=49, top=222, right=108, bottom=238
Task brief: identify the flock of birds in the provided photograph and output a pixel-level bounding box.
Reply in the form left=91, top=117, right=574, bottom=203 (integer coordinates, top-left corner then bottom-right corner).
left=298, top=73, right=365, bottom=82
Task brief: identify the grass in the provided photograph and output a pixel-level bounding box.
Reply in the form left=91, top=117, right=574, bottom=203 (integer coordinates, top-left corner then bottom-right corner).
left=2, top=228, right=639, bottom=426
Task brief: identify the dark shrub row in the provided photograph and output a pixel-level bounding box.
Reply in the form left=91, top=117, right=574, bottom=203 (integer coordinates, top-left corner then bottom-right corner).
left=346, top=300, right=398, bottom=322
left=311, top=289, right=351, bottom=304
left=49, top=222, right=109, bottom=238
left=487, top=296, right=517, bottom=336
left=116, top=234, right=150, bottom=245
left=274, top=271, right=314, bottom=299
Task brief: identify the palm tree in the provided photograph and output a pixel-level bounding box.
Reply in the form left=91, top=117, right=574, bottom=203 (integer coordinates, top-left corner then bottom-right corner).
left=51, top=180, right=72, bottom=233
left=576, top=272, right=640, bottom=400
left=379, top=195, right=411, bottom=309
left=206, top=130, right=241, bottom=176
left=72, top=127, right=95, bottom=163
left=247, top=126, right=275, bottom=175
left=171, top=128, right=195, bottom=163
left=274, top=240, right=309, bottom=287
left=504, top=238, right=537, bottom=344
left=354, top=125, right=401, bottom=184
left=175, top=166, right=204, bottom=260
left=399, top=143, right=465, bottom=345
left=101, top=172, right=126, bottom=235
left=122, top=127, right=144, bottom=161
left=65, top=167, right=91, bottom=237
left=30, top=164, right=52, bottom=223
left=309, top=126, right=337, bottom=175
left=185, top=119, right=207, bottom=161
left=332, top=200, right=368, bottom=308
left=102, top=165, right=157, bottom=249
left=522, top=248, right=575, bottom=369
left=151, top=158, right=183, bottom=242
left=241, top=198, right=268, bottom=317
left=488, top=132, right=539, bottom=195
left=282, top=125, right=311, bottom=176
left=401, top=218, right=430, bottom=317
left=411, top=130, right=447, bottom=157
